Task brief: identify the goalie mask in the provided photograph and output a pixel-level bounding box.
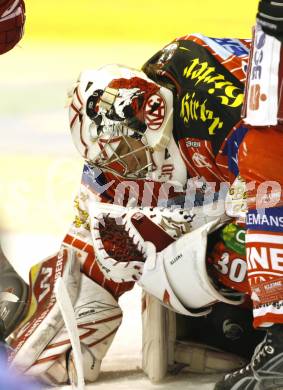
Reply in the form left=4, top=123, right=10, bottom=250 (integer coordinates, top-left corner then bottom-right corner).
left=69, top=64, right=187, bottom=184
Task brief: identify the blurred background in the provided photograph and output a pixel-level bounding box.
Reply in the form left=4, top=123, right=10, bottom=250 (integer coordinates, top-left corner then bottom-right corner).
left=0, top=0, right=258, bottom=378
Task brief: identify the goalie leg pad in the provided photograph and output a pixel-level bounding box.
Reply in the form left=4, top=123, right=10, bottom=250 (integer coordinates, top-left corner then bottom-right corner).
left=9, top=248, right=81, bottom=373
left=25, top=273, right=123, bottom=385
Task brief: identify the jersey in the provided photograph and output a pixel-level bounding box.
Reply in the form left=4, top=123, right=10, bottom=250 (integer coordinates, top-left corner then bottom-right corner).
left=141, top=34, right=283, bottom=327
left=142, top=34, right=251, bottom=186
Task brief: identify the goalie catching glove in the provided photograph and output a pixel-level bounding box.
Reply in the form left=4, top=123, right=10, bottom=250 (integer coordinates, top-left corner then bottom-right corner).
left=89, top=200, right=244, bottom=316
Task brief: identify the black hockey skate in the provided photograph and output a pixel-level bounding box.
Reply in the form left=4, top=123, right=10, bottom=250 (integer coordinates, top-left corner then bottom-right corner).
left=214, top=324, right=283, bottom=390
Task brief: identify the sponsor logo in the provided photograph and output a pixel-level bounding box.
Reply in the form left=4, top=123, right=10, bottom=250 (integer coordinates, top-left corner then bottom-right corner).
left=38, top=267, right=52, bottom=302
left=251, top=277, right=283, bottom=307
left=182, top=58, right=244, bottom=108
left=180, top=91, right=224, bottom=136
left=247, top=246, right=283, bottom=272
left=246, top=208, right=283, bottom=232
left=210, top=38, right=249, bottom=58
left=175, top=40, right=244, bottom=155
left=264, top=281, right=282, bottom=290
left=251, top=32, right=265, bottom=80
left=75, top=301, right=118, bottom=318
left=185, top=140, right=201, bottom=148
left=249, top=84, right=267, bottom=110
left=54, top=251, right=64, bottom=281
left=247, top=213, right=283, bottom=229
left=248, top=30, right=267, bottom=111
left=170, top=253, right=182, bottom=265
left=36, top=251, right=65, bottom=303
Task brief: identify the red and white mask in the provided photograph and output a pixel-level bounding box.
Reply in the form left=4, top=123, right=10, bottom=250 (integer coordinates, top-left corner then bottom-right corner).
left=69, top=64, right=187, bottom=185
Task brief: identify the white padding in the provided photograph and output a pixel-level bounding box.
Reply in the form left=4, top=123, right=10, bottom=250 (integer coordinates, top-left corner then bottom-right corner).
left=139, top=220, right=243, bottom=316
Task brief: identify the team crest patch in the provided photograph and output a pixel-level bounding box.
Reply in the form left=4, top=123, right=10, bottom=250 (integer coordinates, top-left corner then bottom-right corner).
left=144, top=93, right=166, bottom=130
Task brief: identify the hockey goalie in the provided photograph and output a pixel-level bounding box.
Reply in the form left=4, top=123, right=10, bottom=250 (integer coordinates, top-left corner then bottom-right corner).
left=2, top=1, right=283, bottom=389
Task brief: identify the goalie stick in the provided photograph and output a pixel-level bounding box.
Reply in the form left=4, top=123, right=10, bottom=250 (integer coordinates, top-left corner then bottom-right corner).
left=55, top=277, right=85, bottom=390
